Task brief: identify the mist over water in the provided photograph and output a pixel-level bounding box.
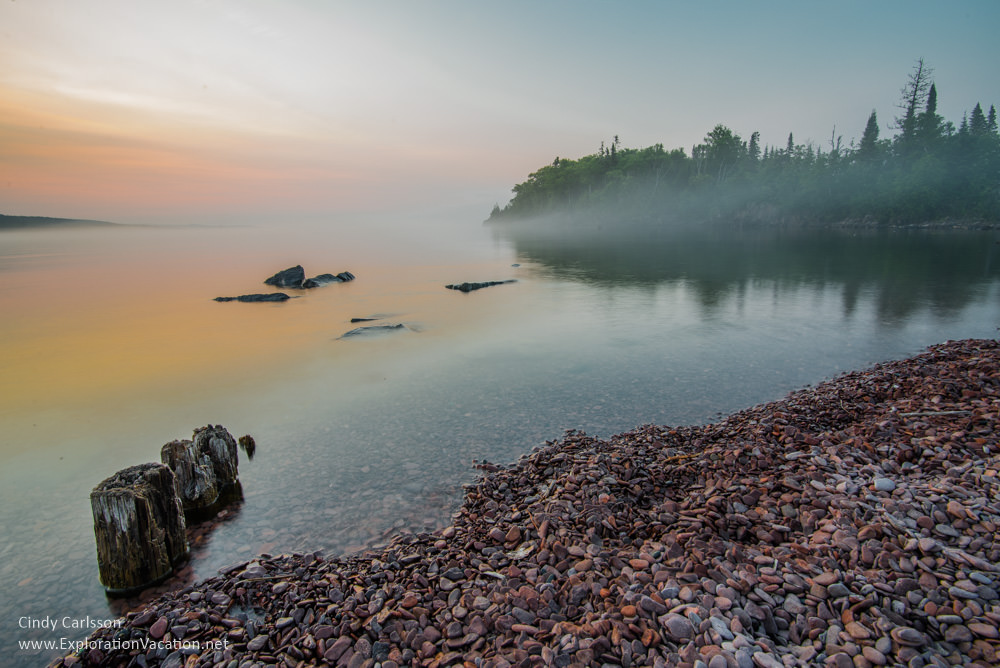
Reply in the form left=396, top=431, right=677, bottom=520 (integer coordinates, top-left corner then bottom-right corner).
left=3, top=214, right=1000, bottom=665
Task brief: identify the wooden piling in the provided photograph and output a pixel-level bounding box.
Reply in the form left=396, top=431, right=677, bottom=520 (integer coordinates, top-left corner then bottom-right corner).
left=90, top=463, right=188, bottom=594
left=160, top=425, right=241, bottom=514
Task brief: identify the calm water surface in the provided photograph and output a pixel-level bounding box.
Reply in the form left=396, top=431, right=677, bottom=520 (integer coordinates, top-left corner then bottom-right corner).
left=3, top=215, right=999, bottom=665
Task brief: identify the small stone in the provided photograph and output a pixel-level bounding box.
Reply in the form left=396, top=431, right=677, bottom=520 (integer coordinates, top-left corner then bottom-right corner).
left=890, top=626, right=926, bottom=646
left=862, top=646, right=887, bottom=665
left=946, top=500, right=966, bottom=518
left=783, top=593, right=805, bottom=615
left=324, top=636, right=352, bottom=661
left=639, top=595, right=667, bottom=615
left=944, top=625, right=973, bottom=643
left=949, top=586, right=979, bottom=600
left=751, top=652, right=783, bottom=668
left=246, top=634, right=268, bottom=651
left=969, top=622, right=1000, bottom=639
left=814, top=572, right=839, bottom=586
left=709, top=655, right=728, bottom=668
left=827, top=583, right=850, bottom=598
left=659, top=613, right=693, bottom=641
left=872, top=478, right=896, bottom=492
left=917, top=537, right=941, bottom=553
left=845, top=621, right=872, bottom=640
left=825, top=653, right=853, bottom=668
left=148, top=616, right=168, bottom=640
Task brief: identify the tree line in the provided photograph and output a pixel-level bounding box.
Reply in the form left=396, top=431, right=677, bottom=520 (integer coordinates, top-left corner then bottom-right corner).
left=489, top=60, right=1000, bottom=227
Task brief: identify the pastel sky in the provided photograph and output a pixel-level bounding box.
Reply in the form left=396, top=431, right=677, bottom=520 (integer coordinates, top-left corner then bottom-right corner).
left=1, top=0, right=998, bottom=224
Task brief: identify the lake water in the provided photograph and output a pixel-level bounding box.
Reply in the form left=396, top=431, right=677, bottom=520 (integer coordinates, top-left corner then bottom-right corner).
left=3, top=214, right=999, bottom=665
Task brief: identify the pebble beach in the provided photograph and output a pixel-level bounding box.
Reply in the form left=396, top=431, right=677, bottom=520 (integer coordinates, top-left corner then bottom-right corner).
left=57, top=339, right=1000, bottom=668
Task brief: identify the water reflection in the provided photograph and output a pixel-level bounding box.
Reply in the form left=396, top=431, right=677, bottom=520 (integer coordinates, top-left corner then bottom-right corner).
left=491, top=222, right=1000, bottom=322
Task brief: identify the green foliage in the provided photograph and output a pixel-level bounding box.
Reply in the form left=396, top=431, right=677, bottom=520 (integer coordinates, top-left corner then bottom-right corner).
left=489, top=60, right=1000, bottom=227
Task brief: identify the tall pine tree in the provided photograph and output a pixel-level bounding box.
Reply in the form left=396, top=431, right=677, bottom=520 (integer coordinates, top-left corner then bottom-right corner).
left=970, top=103, right=988, bottom=136
left=858, top=110, right=880, bottom=160
left=917, top=83, right=943, bottom=147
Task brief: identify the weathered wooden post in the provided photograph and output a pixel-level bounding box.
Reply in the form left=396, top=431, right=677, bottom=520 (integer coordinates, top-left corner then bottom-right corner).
left=160, top=425, right=241, bottom=514
left=161, top=439, right=218, bottom=511
left=192, top=424, right=239, bottom=488
left=90, top=463, right=188, bottom=593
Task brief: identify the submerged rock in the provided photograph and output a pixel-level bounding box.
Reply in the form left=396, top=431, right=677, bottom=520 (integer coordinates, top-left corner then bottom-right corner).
left=445, top=279, right=517, bottom=292
left=263, top=265, right=306, bottom=288
left=303, top=271, right=356, bottom=288
left=302, top=273, right=339, bottom=288
left=214, top=293, right=291, bottom=302
left=338, top=323, right=407, bottom=339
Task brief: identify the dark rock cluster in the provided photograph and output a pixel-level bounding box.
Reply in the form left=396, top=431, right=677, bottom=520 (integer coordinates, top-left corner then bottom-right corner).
left=265, top=266, right=355, bottom=290
left=216, top=267, right=355, bottom=302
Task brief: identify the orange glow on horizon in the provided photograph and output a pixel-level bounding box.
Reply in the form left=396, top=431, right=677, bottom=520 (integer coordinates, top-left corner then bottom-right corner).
left=0, top=86, right=384, bottom=218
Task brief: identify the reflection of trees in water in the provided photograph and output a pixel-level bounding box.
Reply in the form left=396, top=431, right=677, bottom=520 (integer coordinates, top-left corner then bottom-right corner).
left=493, top=222, right=1000, bottom=322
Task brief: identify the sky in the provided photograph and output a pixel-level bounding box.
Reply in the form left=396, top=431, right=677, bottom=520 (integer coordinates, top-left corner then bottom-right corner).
left=1, top=0, right=998, bottom=225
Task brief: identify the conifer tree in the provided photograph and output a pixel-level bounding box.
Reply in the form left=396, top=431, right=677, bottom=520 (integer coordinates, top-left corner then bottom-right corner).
left=970, top=103, right=988, bottom=136
left=917, top=83, right=943, bottom=146
left=858, top=110, right=880, bottom=159
left=748, top=131, right=761, bottom=162
left=895, top=58, right=933, bottom=155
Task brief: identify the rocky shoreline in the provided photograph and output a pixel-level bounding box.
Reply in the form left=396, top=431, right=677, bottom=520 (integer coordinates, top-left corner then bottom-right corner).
left=59, top=339, right=999, bottom=667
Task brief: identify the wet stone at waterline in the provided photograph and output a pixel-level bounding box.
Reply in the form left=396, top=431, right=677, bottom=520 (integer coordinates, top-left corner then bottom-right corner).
left=69, top=339, right=1000, bottom=668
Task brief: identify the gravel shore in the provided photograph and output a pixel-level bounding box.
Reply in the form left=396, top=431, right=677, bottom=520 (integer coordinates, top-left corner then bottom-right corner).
left=59, top=339, right=1000, bottom=668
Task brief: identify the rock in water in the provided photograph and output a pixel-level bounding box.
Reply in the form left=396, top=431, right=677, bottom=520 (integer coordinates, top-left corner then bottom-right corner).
left=239, top=434, right=257, bottom=461
left=445, top=280, right=516, bottom=292
left=338, top=323, right=407, bottom=339
left=264, top=265, right=305, bottom=288
left=90, top=463, right=188, bottom=593
left=214, top=293, right=290, bottom=302
left=302, top=273, right=341, bottom=288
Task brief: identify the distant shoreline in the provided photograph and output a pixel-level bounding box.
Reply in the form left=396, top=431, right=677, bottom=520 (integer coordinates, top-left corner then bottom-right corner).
left=0, top=214, right=117, bottom=230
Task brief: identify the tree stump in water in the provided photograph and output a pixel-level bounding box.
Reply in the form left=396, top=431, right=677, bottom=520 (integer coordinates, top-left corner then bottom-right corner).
left=90, top=463, right=188, bottom=594
left=160, top=425, right=240, bottom=513
left=193, top=424, right=239, bottom=488
left=161, top=439, right=218, bottom=511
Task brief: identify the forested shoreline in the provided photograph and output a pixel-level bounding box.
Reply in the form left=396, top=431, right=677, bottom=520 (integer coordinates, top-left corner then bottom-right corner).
left=488, top=60, right=1000, bottom=228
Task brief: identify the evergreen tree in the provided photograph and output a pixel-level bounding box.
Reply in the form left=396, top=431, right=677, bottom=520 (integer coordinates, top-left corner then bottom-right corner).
left=917, top=83, right=943, bottom=147
left=895, top=58, right=933, bottom=154
left=858, top=110, right=880, bottom=159
left=748, top=131, right=761, bottom=162
left=988, top=105, right=998, bottom=135
left=970, top=103, right=988, bottom=136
